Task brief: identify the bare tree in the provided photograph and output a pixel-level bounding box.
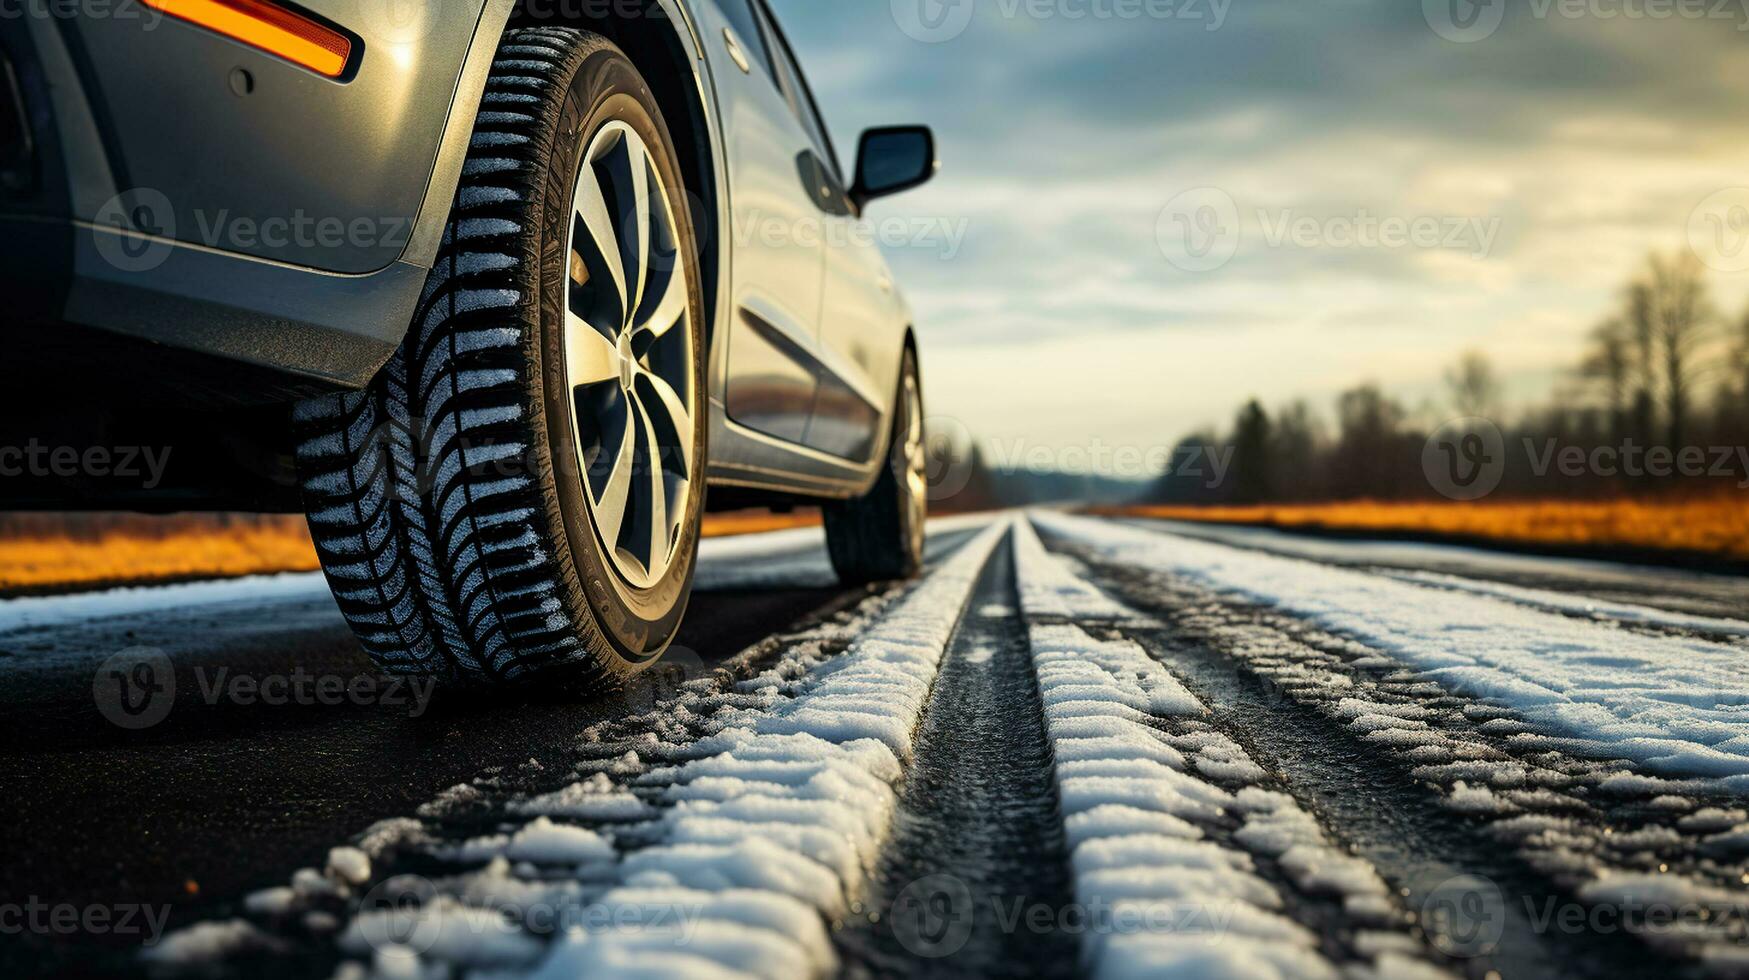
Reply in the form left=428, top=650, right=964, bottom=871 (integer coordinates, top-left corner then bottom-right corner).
left=1735, top=308, right=1749, bottom=408
left=1229, top=400, right=1274, bottom=504
left=1581, top=318, right=1630, bottom=442
left=1645, top=252, right=1716, bottom=449
left=1625, top=278, right=1659, bottom=448
left=1445, top=349, right=1502, bottom=419
left=1332, top=384, right=1410, bottom=499
left=1271, top=400, right=1326, bottom=500
left=1721, top=308, right=1749, bottom=443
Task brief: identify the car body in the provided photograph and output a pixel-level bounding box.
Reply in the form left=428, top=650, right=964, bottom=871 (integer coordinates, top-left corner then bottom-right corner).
left=0, top=0, right=926, bottom=515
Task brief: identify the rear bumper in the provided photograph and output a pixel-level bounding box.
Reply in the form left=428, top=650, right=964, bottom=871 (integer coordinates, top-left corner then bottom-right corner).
left=0, top=1, right=509, bottom=389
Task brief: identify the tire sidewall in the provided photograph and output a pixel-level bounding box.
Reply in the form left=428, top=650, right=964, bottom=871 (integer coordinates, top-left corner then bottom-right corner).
left=535, top=45, right=707, bottom=668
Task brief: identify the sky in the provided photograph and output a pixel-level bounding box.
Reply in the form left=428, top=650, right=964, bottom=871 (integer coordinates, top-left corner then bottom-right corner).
left=769, top=0, right=1749, bottom=477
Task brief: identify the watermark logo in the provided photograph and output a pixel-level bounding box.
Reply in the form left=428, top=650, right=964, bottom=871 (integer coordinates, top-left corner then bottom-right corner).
left=924, top=415, right=976, bottom=502
left=92, top=188, right=175, bottom=273
left=1688, top=188, right=1749, bottom=273
left=94, top=653, right=439, bottom=729
left=890, top=873, right=976, bottom=958
left=93, top=647, right=177, bottom=730
left=354, top=875, right=446, bottom=955
left=892, top=0, right=977, bottom=41
left=354, top=0, right=439, bottom=44
left=1423, top=417, right=1506, bottom=501
left=1156, top=187, right=1241, bottom=273
left=1424, top=0, right=1507, bottom=41
left=1422, top=874, right=1506, bottom=957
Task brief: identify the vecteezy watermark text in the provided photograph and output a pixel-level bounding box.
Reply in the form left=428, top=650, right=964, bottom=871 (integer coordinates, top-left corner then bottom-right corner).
left=0, top=440, right=172, bottom=489
left=94, top=649, right=438, bottom=730
left=1525, top=438, right=1749, bottom=487
left=0, top=898, right=172, bottom=945
left=1423, top=419, right=1749, bottom=500
left=888, top=873, right=1241, bottom=958
left=891, top=0, right=1231, bottom=42
left=0, top=0, right=162, bottom=25
left=1156, top=188, right=1503, bottom=273
left=1425, top=0, right=1749, bottom=43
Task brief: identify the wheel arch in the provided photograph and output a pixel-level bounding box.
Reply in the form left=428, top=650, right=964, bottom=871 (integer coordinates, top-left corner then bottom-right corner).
left=501, top=1, right=726, bottom=355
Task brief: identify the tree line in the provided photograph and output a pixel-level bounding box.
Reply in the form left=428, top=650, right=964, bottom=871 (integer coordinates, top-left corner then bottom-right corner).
left=1151, top=252, right=1749, bottom=505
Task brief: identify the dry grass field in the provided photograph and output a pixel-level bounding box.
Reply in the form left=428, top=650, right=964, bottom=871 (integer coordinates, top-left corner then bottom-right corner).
left=1101, top=497, right=1749, bottom=562
left=0, top=510, right=826, bottom=596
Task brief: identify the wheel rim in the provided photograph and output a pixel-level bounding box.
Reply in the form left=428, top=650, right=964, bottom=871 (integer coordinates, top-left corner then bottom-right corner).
left=898, top=369, right=927, bottom=559
left=563, top=121, right=695, bottom=591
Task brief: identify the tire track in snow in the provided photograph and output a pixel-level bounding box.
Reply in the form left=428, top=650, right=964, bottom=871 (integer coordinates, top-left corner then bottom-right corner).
left=143, top=521, right=1006, bottom=979
left=1010, top=517, right=1453, bottom=980
left=1040, top=512, right=1749, bottom=792
left=1039, top=514, right=1749, bottom=976
left=834, top=532, right=1078, bottom=979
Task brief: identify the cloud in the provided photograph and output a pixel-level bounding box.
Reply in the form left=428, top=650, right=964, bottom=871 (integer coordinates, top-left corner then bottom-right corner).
left=767, top=0, right=1749, bottom=465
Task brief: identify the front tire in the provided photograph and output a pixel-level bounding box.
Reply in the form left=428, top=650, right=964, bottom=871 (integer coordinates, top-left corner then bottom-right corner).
left=824, top=349, right=927, bottom=585
left=295, top=28, right=707, bottom=686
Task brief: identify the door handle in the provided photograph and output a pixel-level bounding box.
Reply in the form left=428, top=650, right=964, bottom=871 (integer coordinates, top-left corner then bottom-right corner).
left=723, top=28, right=751, bottom=74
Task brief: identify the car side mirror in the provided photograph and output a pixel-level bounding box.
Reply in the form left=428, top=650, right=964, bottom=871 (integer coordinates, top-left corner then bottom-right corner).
left=851, top=126, right=936, bottom=208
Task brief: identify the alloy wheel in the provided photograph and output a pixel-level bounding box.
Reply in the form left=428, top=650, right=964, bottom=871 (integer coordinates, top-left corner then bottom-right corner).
left=563, top=121, right=696, bottom=590
left=899, top=368, right=927, bottom=559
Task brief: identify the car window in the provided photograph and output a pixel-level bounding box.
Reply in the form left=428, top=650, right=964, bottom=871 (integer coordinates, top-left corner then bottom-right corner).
left=714, top=0, right=775, bottom=76
left=754, top=0, right=843, bottom=184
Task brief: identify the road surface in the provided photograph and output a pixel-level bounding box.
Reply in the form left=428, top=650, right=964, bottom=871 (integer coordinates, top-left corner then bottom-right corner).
left=4, top=513, right=1748, bottom=979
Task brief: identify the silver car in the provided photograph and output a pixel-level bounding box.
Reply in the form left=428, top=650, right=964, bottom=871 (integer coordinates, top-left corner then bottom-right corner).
left=0, top=0, right=936, bottom=683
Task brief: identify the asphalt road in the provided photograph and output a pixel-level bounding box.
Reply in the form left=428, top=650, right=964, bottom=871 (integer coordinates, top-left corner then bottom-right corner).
left=6, top=514, right=1749, bottom=980
left=0, top=525, right=977, bottom=976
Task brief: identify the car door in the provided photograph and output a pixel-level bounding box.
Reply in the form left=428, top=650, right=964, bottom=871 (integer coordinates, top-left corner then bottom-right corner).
left=705, top=0, right=826, bottom=447
left=756, top=4, right=904, bottom=464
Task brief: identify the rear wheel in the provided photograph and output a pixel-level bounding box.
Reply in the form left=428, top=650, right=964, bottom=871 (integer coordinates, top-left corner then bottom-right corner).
left=824, top=349, right=927, bottom=584
left=294, top=28, right=706, bottom=685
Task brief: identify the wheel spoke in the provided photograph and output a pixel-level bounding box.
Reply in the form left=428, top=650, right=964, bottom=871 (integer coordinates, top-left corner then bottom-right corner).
left=634, top=254, right=686, bottom=339
left=626, top=151, right=653, bottom=317
left=637, top=371, right=693, bottom=471
left=635, top=397, right=670, bottom=574
left=567, top=311, right=619, bottom=388
left=593, top=404, right=636, bottom=552
left=573, top=170, right=628, bottom=320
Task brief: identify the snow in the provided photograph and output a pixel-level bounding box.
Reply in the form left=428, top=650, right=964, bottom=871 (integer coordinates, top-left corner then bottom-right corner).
left=693, top=514, right=995, bottom=593
left=328, top=847, right=373, bottom=887
left=155, top=521, right=1008, bottom=978
left=692, top=526, right=838, bottom=591
left=1389, top=569, right=1749, bottom=639
left=504, top=520, right=1005, bottom=978
left=1018, top=609, right=1430, bottom=978
left=1039, top=512, right=1749, bottom=792
left=498, top=818, right=617, bottom=865
left=1011, top=516, right=1133, bottom=620
left=140, top=919, right=277, bottom=966
left=0, top=571, right=330, bottom=636
left=513, top=774, right=652, bottom=821
left=339, top=897, right=544, bottom=969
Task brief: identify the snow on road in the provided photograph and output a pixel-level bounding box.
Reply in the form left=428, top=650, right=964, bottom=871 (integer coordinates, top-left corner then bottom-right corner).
left=149, top=521, right=1006, bottom=978
left=1040, top=511, right=1749, bottom=791
left=1039, top=512, right=1749, bottom=972
left=1012, top=519, right=1446, bottom=979
left=1380, top=568, right=1749, bottom=641
left=128, top=513, right=1749, bottom=978
left=0, top=572, right=331, bottom=637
